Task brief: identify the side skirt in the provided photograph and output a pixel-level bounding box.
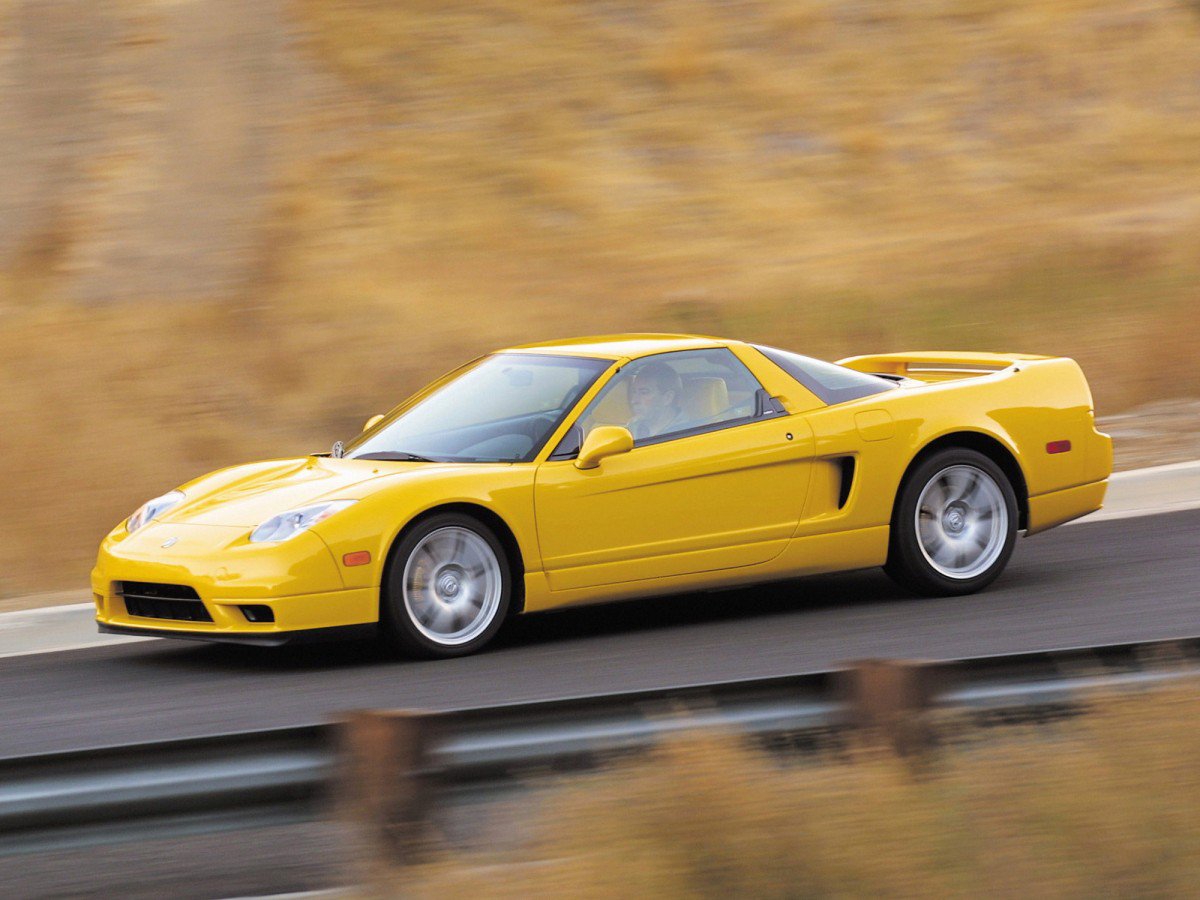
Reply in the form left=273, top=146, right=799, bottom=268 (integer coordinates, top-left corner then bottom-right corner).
left=521, top=525, right=890, bottom=613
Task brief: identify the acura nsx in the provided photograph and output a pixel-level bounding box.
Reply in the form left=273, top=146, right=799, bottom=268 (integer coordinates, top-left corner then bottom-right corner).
left=94, top=334, right=1112, bottom=657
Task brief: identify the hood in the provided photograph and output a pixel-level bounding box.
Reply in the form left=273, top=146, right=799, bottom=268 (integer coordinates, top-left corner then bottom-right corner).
left=161, top=456, right=428, bottom=528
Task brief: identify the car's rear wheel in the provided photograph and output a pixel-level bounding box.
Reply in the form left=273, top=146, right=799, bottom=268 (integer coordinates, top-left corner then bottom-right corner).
left=885, top=448, right=1018, bottom=596
left=381, top=513, right=511, bottom=658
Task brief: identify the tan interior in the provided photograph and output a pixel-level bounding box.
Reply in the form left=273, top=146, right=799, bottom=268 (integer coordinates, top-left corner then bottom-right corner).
left=584, top=374, right=732, bottom=431
left=586, top=381, right=632, bottom=427
left=681, top=376, right=729, bottom=421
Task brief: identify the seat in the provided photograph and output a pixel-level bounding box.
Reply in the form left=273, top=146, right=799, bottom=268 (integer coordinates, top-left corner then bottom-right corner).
left=681, top=376, right=729, bottom=422
left=584, top=381, right=632, bottom=427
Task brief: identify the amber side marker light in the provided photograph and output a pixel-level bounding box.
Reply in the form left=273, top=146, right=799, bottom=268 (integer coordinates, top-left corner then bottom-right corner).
left=343, top=551, right=372, bottom=567
left=1046, top=440, right=1072, bottom=454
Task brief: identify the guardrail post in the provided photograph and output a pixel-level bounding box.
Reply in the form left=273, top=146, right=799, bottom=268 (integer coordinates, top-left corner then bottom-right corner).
left=337, top=710, right=437, bottom=885
left=840, top=660, right=942, bottom=757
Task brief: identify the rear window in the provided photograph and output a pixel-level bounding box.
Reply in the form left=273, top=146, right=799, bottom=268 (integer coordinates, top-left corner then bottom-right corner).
left=753, top=345, right=896, bottom=405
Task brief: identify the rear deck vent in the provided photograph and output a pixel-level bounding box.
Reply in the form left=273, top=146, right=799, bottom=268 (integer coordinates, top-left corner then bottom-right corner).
left=837, top=457, right=856, bottom=509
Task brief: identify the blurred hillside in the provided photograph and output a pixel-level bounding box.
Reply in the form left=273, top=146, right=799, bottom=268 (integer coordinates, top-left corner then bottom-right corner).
left=2, top=0, right=1199, bottom=594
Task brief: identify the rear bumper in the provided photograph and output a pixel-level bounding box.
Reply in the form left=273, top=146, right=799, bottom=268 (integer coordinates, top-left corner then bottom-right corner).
left=1026, top=478, right=1108, bottom=534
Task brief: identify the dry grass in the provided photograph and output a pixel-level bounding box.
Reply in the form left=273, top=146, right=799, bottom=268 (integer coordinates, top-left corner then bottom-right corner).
left=392, top=685, right=1200, bottom=898
left=2, top=0, right=1200, bottom=593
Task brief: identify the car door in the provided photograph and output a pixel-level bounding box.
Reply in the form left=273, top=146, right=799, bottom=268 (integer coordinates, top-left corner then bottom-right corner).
left=533, top=348, right=816, bottom=591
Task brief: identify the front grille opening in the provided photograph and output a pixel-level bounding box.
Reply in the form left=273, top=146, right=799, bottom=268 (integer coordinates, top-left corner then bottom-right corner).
left=118, top=581, right=212, bottom=623
left=240, top=604, right=275, bottom=624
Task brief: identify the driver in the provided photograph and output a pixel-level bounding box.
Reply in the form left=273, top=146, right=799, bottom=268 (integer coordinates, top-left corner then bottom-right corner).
left=627, top=361, right=685, bottom=440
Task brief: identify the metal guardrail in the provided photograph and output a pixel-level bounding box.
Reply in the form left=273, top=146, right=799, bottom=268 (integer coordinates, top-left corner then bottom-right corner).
left=1, top=635, right=1196, bottom=856
left=0, top=726, right=329, bottom=856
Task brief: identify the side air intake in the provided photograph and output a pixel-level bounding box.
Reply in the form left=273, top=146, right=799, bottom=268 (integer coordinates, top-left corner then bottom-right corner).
left=837, top=457, right=856, bottom=509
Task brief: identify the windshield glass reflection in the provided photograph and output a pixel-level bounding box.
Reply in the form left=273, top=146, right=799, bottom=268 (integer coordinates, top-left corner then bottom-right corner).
left=347, top=353, right=611, bottom=463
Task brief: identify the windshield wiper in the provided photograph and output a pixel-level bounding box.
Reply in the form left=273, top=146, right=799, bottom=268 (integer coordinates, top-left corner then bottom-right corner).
left=353, top=451, right=440, bottom=462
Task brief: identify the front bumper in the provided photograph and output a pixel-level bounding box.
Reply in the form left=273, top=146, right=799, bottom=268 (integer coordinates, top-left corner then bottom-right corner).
left=97, top=619, right=377, bottom=646
left=92, top=521, right=379, bottom=642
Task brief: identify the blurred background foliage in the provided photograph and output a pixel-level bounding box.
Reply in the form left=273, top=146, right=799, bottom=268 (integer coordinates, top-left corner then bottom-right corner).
left=1, top=0, right=1199, bottom=594
left=396, top=684, right=1200, bottom=897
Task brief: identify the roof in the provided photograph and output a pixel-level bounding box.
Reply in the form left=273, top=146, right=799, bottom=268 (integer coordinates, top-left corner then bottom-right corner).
left=499, top=333, right=729, bottom=360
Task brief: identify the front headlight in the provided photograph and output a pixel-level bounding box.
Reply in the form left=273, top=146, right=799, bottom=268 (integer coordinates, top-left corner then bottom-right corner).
left=127, top=490, right=185, bottom=533
left=249, top=500, right=357, bottom=543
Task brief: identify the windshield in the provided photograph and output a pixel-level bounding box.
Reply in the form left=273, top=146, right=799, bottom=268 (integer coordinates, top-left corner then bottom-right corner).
left=346, top=353, right=612, bottom=463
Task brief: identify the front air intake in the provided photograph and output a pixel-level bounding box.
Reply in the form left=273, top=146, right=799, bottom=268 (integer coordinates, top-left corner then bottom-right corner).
left=118, top=582, right=213, bottom=622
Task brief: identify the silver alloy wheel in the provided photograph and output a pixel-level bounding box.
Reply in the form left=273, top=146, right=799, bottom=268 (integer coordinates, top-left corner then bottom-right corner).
left=914, top=464, right=1008, bottom=580
left=402, top=526, right=503, bottom=646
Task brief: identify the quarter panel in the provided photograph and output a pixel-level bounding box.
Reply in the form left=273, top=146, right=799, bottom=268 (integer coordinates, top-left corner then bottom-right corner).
left=803, top=357, right=1110, bottom=535
left=795, top=402, right=915, bottom=534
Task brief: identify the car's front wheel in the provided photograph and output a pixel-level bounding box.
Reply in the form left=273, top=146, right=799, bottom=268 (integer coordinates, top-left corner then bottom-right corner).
left=381, top=513, right=511, bottom=658
left=885, top=448, right=1018, bottom=596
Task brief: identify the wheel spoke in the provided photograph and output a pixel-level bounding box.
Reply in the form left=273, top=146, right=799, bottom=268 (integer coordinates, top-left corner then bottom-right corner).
left=922, top=532, right=946, bottom=563
left=917, top=519, right=939, bottom=544
left=927, top=480, right=949, bottom=511
left=415, top=596, right=439, bottom=627
left=943, top=470, right=970, bottom=502
left=410, top=590, right=434, bottom=618
left=934, top=542, right=958, bottom=566
left=461, top=543, right=488, bottom=573
left=414, top=546, right=438, bottom=574
left=957, top=471, right=982, bottom=505
left=428, top=532, right=454, bottom=561
left=432, top=604, right=456, bottom=631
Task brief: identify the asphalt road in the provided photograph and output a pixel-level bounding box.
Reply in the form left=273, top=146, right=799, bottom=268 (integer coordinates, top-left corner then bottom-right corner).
left=2, top=508, right=1198, bottom=760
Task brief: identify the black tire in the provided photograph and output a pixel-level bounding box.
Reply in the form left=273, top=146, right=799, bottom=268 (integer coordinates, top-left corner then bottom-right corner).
left=380, top=513, right=512, bottom=659
left=884, top=448, right=1018, bottom=597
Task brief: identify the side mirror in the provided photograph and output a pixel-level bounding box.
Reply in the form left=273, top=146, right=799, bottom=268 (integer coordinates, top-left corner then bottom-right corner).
left=363, top=414, right=385, bottom=433
left=575, top=425, right=633, bottom=470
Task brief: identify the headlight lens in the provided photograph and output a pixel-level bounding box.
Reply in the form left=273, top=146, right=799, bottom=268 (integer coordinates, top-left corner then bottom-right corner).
left=249, top=500, right=356, bottom=543
left=127, top=490, right=185, bottom=533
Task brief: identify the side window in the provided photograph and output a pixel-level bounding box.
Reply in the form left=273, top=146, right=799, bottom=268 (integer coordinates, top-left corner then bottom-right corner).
left=551, top=348, right=769, bottom=457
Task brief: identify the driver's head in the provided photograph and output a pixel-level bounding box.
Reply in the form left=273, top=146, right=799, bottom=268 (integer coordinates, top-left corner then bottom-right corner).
left=629, top=361, right=683, bottom=420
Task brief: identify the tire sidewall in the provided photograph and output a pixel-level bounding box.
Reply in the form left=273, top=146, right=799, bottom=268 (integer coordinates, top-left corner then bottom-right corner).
left=381, top=513, right=511, bottom=659
left=889, top=448, right=1018, bottom=596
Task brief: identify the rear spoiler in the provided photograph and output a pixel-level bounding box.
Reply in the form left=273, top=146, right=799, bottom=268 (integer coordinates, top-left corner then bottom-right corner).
left=837, top=351, right=1052, bottom=377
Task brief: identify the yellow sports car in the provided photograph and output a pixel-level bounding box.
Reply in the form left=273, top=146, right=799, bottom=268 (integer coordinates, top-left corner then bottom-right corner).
left=94, top=334, right=1112, bottom=657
